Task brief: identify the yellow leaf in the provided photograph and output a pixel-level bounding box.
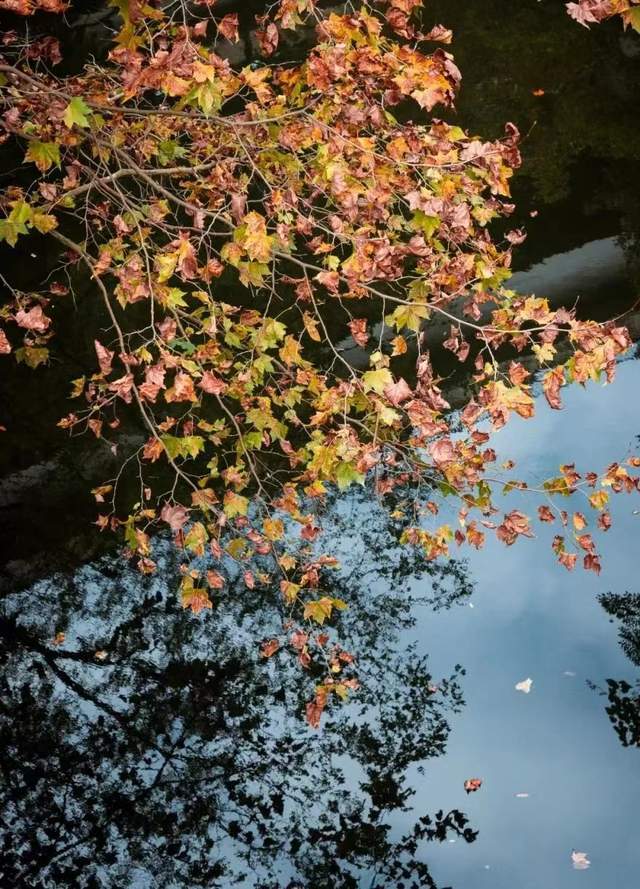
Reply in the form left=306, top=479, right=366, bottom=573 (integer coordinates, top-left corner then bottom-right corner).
left=362, top=368, right=393, bottom=394
left=223, top=491, right=249, bottom=518
left=302, top=311, right=321, bottom=341
left=263, top=517, right=284, bottom=541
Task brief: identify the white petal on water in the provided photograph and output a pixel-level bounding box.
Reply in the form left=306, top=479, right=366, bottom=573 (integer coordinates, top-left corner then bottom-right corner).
left=515, top=678, right=533, bottom=693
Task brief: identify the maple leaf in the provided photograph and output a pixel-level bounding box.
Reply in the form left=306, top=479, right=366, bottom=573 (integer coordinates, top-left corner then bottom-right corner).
left=223, top=492, right=249, bottom=519
left=543, top=366, right=565, bottom=410
left=94, top=340, right=114, bottom=376
left=464, top=778, right=482, bottom=794
left=314, top=270, right=340, bottom=293
left=363, top=368, right=393, bottom=395
left=218, top=13, right=239, bottom=42
left=497, top=510, right=534, bottom=546
left=261, top=639, right=280, bottom=658
left=348, top=318, right=369, bottom=348
left=181, top=583, right=212, bottom=615
left=25, top=141, right=61, bottom=172
left=240, top=212, right=273, bottom=263
left=257, top=23, right=279, bottom=56
left=165, top=372, right=198, bottom=403
left=384, top=377, right=412, bottom=406
left=160, top=503, right=189, bottom=532
left=62, top=97, right=91, bottom=129
left=263, top=517, right=284, bottom=541
left=305, top=688, right=327, bottom=729
left=15, top=305, right=50, bottom=333
left=206, top=570, right=225, bottom=589
left=198, top=371, right=227, bottom=395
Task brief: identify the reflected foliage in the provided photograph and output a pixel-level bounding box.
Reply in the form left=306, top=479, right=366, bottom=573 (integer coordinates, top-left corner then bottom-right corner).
left=0, top=500, right=474, bottom=888
left=597, top=590, right=640, bottom=747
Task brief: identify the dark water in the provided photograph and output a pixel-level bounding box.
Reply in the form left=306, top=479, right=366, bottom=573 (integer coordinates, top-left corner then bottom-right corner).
left=2, top=1, right=640, bottom=887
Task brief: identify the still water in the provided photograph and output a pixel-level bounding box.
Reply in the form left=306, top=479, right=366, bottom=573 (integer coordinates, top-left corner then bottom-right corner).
left=412, top=360, right=640, bottom=889
left=2, top=1, right=640, bottom=886
left=2, top=349, right=639, bottom=888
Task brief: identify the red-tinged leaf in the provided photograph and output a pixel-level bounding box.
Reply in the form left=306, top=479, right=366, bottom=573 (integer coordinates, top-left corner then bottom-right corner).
left=181, top=585, right=212, bottom=615
left=429, top=438, right=456, bottom=465
left=301, top=522, right=320, bottom=541
left=597, top=511, right=612, bottom=531
left=576, top=533, right=595, bottom=553
left=165, top=372, right=198, bottom=403
left=464, top=778, right=483, bottom=794
left=94, top=339, right=114, bottom=376
left=0, top=329, right=11, bottom=354
left=157, top=317, right=177, bottom=341
left=257, top=22, right=279, bottom=56
left=572, top=512, right=587, bottom=531
left=160, top=503, right=190, bottom=532
left=218, top=13, right=239, bottom=42
left=424, top=24, right=452, bottom=43
left=261, top=638, right=280, bottom=658
left=583, top=553, right=601, bottom=574
left=305, top=687, right=328, bottom=729
left=244, top=570, right=255, bottom=589
left=497, top=510, right=534, bottom=546
left=508, top=361, right=529, bottom=386
left=198, top=371, right=227, bottom=395
left=108, top=373, right=134, bottom=403
left=348, top=318, right=369, bottom=348
left=143, top=438, right=164, bottom=462
left=290, top=630, right=309, bottom=650
left=559, top=551, right=577, bottom=571
left=206, top=569, right=225, bottom=589
left=384, top=377, right=412, bottom=406
left=87, top=418, right=102, bottom=438
left=538, top=505, right=555, bottom=523
left=315, top=270, right=340, bottom=293
left=543, top=366, right=565, bottom=410
left=15, top=305, right=50, bottom=333
left=466, top=522, right=485, bottom=549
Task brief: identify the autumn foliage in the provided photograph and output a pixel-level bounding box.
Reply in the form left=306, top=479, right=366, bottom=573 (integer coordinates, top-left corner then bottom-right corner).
left=1, top=0, right=638, bottom=726
left=566, top=0, right=640, bottom=29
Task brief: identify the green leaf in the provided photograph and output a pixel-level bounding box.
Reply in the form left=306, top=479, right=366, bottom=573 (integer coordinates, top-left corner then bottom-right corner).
left=25, top=141, right=61, bottom=172
left=335, top=461, right=365, bottom=490
left=14, top=346, right=49, bottom=369
left=63, top=97, right=92, bottom=129
left=161, top=434, right=205, bottom=460
left=411, top=210, right=440, bottom=239
left=157, top=139, right=187, bottom=166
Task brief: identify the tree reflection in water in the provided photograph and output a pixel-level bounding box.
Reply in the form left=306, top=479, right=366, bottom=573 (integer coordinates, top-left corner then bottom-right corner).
left=0, top=494, right=475, bottom=888
left=596, top=591, right=640, bottom=748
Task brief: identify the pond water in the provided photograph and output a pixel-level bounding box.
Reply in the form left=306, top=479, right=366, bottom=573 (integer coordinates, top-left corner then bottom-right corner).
left=411, top=359, right=640, bottom=889
left=2, top=1, right=640, bottom=887
left=2, top=350, right=639, bottom=889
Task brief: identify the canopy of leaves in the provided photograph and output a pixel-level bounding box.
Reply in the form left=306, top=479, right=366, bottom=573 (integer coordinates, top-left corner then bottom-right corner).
left=0, top=0, right=638, bottom=711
